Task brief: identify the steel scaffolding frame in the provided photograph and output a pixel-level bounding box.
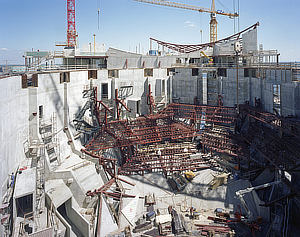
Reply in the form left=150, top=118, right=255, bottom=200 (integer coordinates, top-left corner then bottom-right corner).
left=84, top=103, right=237, bottom=153
left=239, top=104, right=300, bottom=171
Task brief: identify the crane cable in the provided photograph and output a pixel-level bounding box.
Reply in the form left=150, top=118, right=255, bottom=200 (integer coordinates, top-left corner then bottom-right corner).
left=97, top=0, right=100, bottom=30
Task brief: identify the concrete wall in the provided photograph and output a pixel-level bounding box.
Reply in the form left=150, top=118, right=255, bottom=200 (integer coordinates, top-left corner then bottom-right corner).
left=37, top=72, right=71, bottom=163
left=242, top=28, right=257, bottom=54
left=216, top=67, right=300, bottom=116
left=107, top=48, right=178, bottom=69
left=0, top=67, right=169, bottom=210
left=0, top=65, right=300, bottom=235
left=111, top=68, right=168, bottom=116
left=172, top=68, right=199, bottom=104
left=219, top=69, right=250, bottom=107
left=65, top=198, right=90, bottom=237
left=0, top=76, right=29, bottom=219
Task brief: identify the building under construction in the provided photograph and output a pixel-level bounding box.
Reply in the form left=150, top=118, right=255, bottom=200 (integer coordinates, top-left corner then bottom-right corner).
left=1, top=19, right=300, bottom=237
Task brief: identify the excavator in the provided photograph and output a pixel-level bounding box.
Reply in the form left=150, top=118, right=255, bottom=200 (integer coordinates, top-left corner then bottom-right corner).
left=200, top=51, right=213, bottom=65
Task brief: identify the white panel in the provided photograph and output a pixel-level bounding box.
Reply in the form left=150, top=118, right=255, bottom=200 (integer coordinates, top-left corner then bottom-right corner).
left=155, top=79, right=162, bottom=97
left=121, top=194, right=139, bottom=225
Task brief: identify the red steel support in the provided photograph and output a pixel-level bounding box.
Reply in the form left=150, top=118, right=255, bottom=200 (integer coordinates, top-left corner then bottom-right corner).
left=114, top=89, right=131, bottom=120
left=147, top=84, right=156, bottom=114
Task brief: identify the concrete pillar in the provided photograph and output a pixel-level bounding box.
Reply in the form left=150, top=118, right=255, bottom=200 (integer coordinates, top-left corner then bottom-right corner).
left=64, top=83, right=68, bottom=128
left=28, top=88, right=39, bottom=140
left=168, top=75, right=173, bottom=104
left=202, top=72, right=207, bottom=105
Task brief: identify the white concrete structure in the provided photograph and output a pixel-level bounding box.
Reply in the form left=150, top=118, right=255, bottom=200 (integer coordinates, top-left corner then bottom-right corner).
left=1, top=37, right=300, bottom=235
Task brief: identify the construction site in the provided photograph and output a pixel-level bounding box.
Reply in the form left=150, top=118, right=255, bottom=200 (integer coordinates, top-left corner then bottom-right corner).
left=1, top=0, right=300, bottom=236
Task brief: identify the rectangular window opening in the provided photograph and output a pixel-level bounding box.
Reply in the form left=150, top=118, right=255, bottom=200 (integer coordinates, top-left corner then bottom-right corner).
left=137, top=101, right=140, bottom=115
left=16, top=194, right=33, bottom=218
left=22, top=74, right=28, bottom=89
left=244, top=68, right=249, bottom=77
left=60, top=72, right=70, bottom=83
left=88, top=70, right=97, bottom=79
left=102, top=83, right=108, bottom=99
left=39, top=105, right=43, bottom=119
left=192, top=68, right=199, bottom=76
left=32, top=74, right=38, bottom=87
left=218, top=68, right=227, bottom=77
left=108, top=70, right=119, bottom=78
left=167, top=68, right=175, bottom=76
left=144, top=68, right=153, bottom=77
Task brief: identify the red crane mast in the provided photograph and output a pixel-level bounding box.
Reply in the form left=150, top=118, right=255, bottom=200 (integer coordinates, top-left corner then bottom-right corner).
left=67, top=0, right=76, bottom=47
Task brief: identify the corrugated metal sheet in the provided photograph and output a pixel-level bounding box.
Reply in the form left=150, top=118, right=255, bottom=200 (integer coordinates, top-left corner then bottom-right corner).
left=28, top=227, right=54, bottom=237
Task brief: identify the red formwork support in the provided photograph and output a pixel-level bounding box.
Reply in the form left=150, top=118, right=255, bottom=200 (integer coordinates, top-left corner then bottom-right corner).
left=147, top=84, right=156, bottom=114
left=114, top=89, right=131, bottom=120
left=84, top=103, right=238, bottom=156
left=83, top=102, right=240, bottom=176
left=239, top=104, right=300, bottom=171
left=119, top=143, right=213, bottom=175
left=82, top=149, right=117, bottom=177
left=239, top=104, right=300, bottom=139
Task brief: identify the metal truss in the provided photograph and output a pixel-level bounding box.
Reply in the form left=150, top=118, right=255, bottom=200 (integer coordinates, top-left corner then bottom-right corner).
left=150, top=22, right=259, bottom=54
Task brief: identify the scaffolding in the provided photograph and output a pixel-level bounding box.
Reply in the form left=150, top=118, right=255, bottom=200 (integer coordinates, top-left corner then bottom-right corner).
left=119, top=142, right=215, bottom=176
left=39, top=112, right=60, bottom=169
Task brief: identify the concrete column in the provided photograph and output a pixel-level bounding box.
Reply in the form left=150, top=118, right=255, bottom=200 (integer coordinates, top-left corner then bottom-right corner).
left=202, top=72, right=207, bottom=105
left=28, top=87, right=39, bottom=140
left=168, top=75, right=173, bottom=104
left=64, top=83, right=68, bottom=128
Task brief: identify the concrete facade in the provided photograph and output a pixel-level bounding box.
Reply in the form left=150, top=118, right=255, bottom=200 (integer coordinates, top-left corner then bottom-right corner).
left=107, top=48, right=179, bottom=69
left=0, top=75, right=29, bottom=216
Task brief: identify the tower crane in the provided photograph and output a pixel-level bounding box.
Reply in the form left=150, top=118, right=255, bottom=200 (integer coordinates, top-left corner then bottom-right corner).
left=56, top=0, right=77, bottom=47
left=67, top=0, right=76, bottom=47
left=132, top=0, right=238, bottom=42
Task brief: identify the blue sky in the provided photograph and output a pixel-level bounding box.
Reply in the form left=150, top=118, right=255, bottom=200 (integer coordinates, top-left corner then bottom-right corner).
left=0, top=0, right=299, bottom=64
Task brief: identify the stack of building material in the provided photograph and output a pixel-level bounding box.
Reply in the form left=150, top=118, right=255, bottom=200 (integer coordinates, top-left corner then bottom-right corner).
left=156, top=214, right=172, bottom=235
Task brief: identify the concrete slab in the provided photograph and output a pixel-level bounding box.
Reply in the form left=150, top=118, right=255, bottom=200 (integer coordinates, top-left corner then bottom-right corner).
left=14, top=168, right=36, bottom=198
left=117, top=169, right=262, bottom=236
left=72, top=161, right=104, bottom=194
left=56, top=153, right=84, bottom=171
left=46, top=179, right=72, bottom=208
left=99, top=195, right=118, bottom=237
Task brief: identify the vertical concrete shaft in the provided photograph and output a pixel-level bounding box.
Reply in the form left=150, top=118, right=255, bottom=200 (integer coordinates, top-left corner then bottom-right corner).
left=202, top=72, right=207, bottom=105
left=28, top=87, right=39, bottom=140
left=169, top=75, right=173, bottom=104
left=64, top=83, right=68, bottom=128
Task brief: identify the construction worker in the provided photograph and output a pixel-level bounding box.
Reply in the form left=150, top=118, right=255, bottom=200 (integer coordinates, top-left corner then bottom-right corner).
left=10, top=172, right=15, bottom=188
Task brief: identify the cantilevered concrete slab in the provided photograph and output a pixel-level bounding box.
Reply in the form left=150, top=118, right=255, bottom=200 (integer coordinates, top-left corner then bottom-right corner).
left=45, top=179, right=73, bottom=208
